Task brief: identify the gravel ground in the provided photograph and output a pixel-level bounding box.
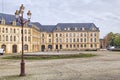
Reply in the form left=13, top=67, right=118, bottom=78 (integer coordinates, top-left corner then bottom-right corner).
left=0, top=51, right=120, bottom=80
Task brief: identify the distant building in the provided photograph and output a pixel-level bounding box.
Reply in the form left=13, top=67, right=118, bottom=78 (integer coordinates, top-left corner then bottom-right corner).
left=0, top=13, right=100, bottom=53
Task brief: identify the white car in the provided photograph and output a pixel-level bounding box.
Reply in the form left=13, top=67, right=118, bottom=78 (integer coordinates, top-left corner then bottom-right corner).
left=0, top=48, right=4, bottom=55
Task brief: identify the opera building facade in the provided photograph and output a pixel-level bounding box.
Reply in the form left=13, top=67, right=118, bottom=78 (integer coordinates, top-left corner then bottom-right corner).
left=0, top=13, right=100, bottom=54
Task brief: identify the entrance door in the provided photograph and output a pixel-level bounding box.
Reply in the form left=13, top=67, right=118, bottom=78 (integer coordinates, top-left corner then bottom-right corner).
left=41, top=45, right=45, bottom=52
left=12, top=45, right=17, bottom=53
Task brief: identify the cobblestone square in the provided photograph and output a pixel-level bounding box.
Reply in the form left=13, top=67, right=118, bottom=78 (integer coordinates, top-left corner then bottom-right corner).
left=0, top=51, right=120, bottom=80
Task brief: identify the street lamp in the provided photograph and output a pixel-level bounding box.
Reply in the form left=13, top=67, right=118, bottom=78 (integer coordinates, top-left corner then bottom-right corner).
left=15, top=4, right=32, bottom=76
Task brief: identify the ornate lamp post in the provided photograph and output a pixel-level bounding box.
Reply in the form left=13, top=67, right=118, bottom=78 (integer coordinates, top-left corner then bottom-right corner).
left=15, top=4, right=32, bottom=76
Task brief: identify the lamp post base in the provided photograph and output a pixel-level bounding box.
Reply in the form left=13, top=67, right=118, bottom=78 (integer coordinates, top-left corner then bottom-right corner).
left=19, top=62, right=26, bottom=76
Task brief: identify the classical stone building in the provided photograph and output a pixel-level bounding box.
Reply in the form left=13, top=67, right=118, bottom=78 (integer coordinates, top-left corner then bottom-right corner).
left=0, top=13, right=100, bottom=54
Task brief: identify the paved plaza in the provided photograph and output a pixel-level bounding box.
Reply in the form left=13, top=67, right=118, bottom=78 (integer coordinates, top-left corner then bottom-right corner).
left=0, top=51, right=120, bottom=80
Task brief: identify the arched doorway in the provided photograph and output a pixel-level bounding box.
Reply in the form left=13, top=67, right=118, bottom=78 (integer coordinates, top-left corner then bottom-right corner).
left=1, top=44, right=6, bottom=52
left=48, top=45, right=52, bottom=51
left=12, top=45, right=17, bottom=53
left=41, top=45, right=45, bottom=52
left=48, top=45, right=52, bottom=49
left=56, top=45, right=58, bottom=49
left=60, top=45, right=62, bottom=49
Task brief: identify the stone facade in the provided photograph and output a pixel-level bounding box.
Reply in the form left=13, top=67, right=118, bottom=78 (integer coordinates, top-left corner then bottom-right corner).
left=0, top=13, right=100, bottom=54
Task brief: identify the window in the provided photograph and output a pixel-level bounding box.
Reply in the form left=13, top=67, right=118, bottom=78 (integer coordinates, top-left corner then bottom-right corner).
left=14, top=36, right=16, bottom=41
left=3, top=35, right=4, bottom=41
left=42, top=34, right=44, bottom=37
left=66, top=38, right=68, bottom=43
left=90, top=44, right=93, bottom=48
left=6, top=36, right=8, bottom=41
left=66, top=33, right=68, bottom=37
left=49, top=34, right=51, bottom=37
left=95, top=44, right=97, bottom=48
left=77, top=44, right=79, bottom=48
left=28, top=36, right=31, bottom=42
left=24, top=44, right=28, bottom=50
left=25, top=36, right=27, bottom=41
left=10, top=28, right=12, bottom=33
left=84, top=33, right=86, bottom=37
left=84, top=44, right=86, bottom=48
left=14, top=29, right=16, bottom=33
left=73, top=38, right=75, bottom=42
left=77, top=38, right=79, bottom=42
left=74, top=44, right=75, bottom=48
left=76, top=33, right=79, bottom=37
left=56, top=34, right=58, bottom=37
left=81, top=33, right=83, bottom=37
left=81, top=38, right=83, bottom=42
left=2, top=28, right=4, bottom=33
left=81, top=44, right=83, bottom=48
left=42, top=39, right=44, bottom=43
left=94, top=38, right=97, bottom=42
left=70, top=33, right=72, bottom=37
left=84, top=38, right=86, bottom=42
left=49, top=39, right=51, bottom=43
left=10, top=36, right=12, bottom=41
left=73, top=33, right=75, bottom=37
left=91, top=33, right=93, bottom=37
left=56, top=38, right=58, bottom=42
left=70, top=38, right=72, bottom=42
left=60, top=34, right=62, bottom=37
left=28, top=30, right=30, bottom=34
left=25, top=29, right=27, bottom=34
left=70, top=44, right=72, bottom=48
left=0, top=35, right=1, bottom=41
left=94, top=33, right=96, bottom=36
left=90, top=38, right=93, bottom=42
left=64, top=28, right=67, bottom=30
left=6, top=28, right=8, bottom=33
left=66, top=44, right=68, bottom=48
left=60, top=38, right=62, bottom=43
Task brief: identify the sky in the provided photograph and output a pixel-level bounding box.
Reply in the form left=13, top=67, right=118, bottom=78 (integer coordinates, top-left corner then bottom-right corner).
left=0, top=0, right=120, bottom=38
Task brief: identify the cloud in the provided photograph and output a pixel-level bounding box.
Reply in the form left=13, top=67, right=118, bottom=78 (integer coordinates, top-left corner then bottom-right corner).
left=0, top=0, right=120, bottom=38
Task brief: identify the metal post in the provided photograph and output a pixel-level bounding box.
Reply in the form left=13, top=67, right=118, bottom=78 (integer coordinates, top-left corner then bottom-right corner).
left=20, top=14, right=25, bottom=76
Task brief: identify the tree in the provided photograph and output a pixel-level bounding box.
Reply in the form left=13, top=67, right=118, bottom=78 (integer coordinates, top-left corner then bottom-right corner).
left=104, top=32, right=115, bottom=47
left=114, top=34, right=120, bottom=47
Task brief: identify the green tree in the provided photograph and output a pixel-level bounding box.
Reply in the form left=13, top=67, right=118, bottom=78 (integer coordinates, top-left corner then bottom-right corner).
left=114, top=34, right=120, bottom=47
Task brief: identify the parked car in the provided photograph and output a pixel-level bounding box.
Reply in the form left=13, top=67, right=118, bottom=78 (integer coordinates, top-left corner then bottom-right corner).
left=107, top=46, right=115, bottom=50
left=0, top=48, right=4, bottom=55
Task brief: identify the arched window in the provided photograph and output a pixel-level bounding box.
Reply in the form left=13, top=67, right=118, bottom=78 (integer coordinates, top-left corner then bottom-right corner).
left=66, top=44, right=68, bottom=48
left=91, top=44, right=93, bottom=48
left=0, top=35, right=1, bottom=41
left=25, top=29, right=27, bottom=34
left=6, top=35, right=8, bottom=41
left=25, top=36, right=27, bottom=41
left=24, top=44, right=28, bottom=50
left=14, top=36, right=16, bottom=41
left=10, top=36, right=12, bottom=41
left=2, top=28, right=4, bottom=33
left=6, top=28, right=8, bottom=33
left=28, top=36, right=31, bottom=42
left=14, top=29, right=16, bottom=33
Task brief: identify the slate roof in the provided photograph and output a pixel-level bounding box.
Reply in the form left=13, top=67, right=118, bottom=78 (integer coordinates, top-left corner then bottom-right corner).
left=55, top=23, right=99, bottom=31
left=0, top=13, right=99, bottom=32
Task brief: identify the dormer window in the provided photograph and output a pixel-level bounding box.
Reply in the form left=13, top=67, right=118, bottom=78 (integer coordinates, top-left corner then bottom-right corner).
left=75, top=27, right=77, bottom=30
left=81, top=27, right=85, bottom=30
left=91, top=27, right=96, bottom=30
left=12, top=20, right=16, bottom=26
left=0, top=18, right=5, bottom=25
left=67, top=27, right=70, bottom=30
left=56, top=27, right=61, bottom=31
left=64, top=28, right=67, bottom=30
